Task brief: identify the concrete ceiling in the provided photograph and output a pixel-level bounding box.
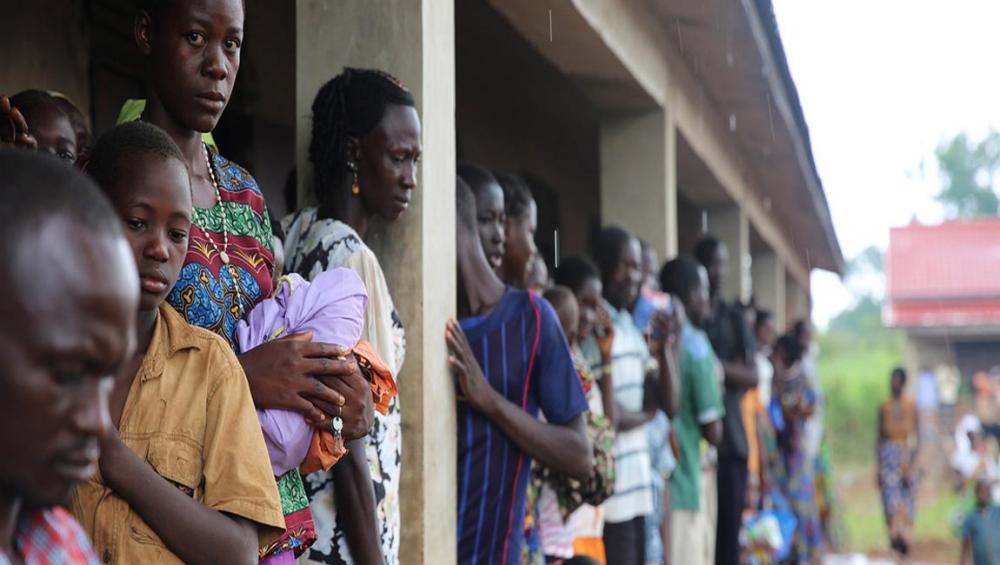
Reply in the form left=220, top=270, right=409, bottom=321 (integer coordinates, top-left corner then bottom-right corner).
left=676, top=132, right=730, bottom=208
left=488, top=0, right=658, bottom=112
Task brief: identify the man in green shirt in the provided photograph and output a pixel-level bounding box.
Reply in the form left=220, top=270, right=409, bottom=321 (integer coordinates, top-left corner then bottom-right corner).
left=660, top=256, right=724, bottom=565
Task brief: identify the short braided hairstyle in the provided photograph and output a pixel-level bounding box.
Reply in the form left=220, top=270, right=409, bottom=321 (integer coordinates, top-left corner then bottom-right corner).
left=309, top=68, right=415, bottom=213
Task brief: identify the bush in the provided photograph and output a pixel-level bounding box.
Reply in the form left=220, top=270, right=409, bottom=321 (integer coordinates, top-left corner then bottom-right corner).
left=819, top=329, right=904, bottom=465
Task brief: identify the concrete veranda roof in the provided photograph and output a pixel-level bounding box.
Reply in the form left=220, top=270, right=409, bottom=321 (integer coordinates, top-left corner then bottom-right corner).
left=652, top=0, right=844, bottom=274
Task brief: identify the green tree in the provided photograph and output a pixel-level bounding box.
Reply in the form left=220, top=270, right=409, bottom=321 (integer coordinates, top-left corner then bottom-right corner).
left=935, top=130, right=1000, bottom=217
left=827, top=295, right=884, bottom=334
left=826, top=245, right=891, bottom=335
left=846, top=244, right=882, bottom=279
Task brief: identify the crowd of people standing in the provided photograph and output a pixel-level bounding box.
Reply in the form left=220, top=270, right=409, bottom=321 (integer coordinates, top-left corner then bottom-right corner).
left=0, top=1, right=839, bottom=564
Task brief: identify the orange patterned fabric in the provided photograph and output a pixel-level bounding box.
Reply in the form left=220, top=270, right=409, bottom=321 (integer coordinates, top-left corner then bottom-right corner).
left=355, top=339, right=398, bottom=416
left=299, top=340, right=398, bottom=474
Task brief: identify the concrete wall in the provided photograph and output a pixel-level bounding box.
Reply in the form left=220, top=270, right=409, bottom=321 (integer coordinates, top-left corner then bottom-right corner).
left=456, top=1, right=600, bottom=261
left=785, top=272, right=810, bottom=330
left=600, top=109, right=678, bottom=259
left=0, top=1, right=89, bottom=118
left=677, top=194, right=704, bottom=258
left=238, top=0, right=297, bottom=216
left=903, top=335, right=955, bottom=388
left=708, top=205, right=750, bottom=304
left=751, top=250, right=786, bottom=330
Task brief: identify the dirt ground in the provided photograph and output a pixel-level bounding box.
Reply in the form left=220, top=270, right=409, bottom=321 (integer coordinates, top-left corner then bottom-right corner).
left=832, top=424, right=963, bottom=564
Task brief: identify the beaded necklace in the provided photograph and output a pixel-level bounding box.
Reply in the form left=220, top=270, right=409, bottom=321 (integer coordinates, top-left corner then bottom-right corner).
left=202, top=143, right=245, bottom=317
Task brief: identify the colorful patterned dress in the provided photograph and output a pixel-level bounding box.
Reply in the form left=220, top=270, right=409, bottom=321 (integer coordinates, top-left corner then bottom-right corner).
left=776, top=372, right=822, bottom=562
left=165, top=147, right=315, bottom=560
left=878, top=396, right=918, bottom=551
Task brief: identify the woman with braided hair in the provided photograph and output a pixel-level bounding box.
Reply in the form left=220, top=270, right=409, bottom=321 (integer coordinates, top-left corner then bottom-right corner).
left=283, top=67, right=421, bottom=565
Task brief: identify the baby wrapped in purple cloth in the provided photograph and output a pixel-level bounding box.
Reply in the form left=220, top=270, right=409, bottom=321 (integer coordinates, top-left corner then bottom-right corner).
left=236, top=269, right=368, bottom=476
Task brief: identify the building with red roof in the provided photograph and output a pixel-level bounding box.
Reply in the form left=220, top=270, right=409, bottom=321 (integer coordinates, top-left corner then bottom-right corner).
left=886, top=219, right=1000, bottom=382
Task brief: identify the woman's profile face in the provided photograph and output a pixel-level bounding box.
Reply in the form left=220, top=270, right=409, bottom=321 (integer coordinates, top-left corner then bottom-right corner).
left=356, top=104, right=422, bottom=222
left=502, top=199, right=537, bottom=287
left=474, top=182, right=506, bottom=271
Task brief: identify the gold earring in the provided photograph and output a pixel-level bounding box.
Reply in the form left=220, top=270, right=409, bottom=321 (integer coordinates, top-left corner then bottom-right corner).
left=350, top=162, right=360, bottom=195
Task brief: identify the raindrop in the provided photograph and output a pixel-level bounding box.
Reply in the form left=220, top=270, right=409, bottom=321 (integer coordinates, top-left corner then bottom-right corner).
left=699, top=89, right=704, bottom=133
left=729, top=113, right=737, bottom=132
left=766, top=94, right=776, bottom=144
left=764, top=197, right=772, bottom=212
left=676, top=18, right=684, bottom=53
left=554, top=229, right=560, bottom=268
left=726, top=50, right=734, bottom=67
left=549, top=9, right=553, bottom=42
left=701, top=210, right=708, bottom=234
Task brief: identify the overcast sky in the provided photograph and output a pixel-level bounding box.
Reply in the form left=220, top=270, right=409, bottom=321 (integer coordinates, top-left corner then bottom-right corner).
left=772, top=0, right=1000, bottom=326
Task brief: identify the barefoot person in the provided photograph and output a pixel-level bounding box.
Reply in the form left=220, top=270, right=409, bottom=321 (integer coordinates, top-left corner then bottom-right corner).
left=878, top=367, right=919, bottom=557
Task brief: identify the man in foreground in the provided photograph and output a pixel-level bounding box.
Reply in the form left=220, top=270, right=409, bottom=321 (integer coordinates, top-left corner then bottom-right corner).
left=0, top=150, right=139, bottom=562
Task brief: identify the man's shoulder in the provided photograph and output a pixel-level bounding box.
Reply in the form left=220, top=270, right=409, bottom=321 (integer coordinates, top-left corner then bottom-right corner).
left=681, top=323, right=712, bottom=360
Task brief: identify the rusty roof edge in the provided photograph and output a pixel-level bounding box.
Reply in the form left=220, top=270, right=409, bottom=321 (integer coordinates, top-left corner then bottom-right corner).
left=741, top=0, right=845, bottom=275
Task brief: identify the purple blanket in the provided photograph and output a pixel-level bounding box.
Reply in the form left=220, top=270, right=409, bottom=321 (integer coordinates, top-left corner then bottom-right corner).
left=236, top=270, right=368, bottom=476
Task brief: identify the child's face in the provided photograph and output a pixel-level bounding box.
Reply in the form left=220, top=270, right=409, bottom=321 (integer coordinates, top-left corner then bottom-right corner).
left=110, top=153, right=193, bottom=312
left=976, top=480, right=992, bottom=508
left=575, top=276, right=602, bottom=340
left=554, top=296, right=580, bottom=346
left=27, top=106, right=77, bottom=164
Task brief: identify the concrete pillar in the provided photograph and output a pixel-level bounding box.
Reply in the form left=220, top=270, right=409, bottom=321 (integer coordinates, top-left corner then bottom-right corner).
left=751, top=249, right=785, bottom=330
left=784, top=271, right=810, bottom=328
left=708, top=206, right=750, bottom=304
left=295, top=2, right=456, bottom=563
left=600, top=109, right=678, bottom=259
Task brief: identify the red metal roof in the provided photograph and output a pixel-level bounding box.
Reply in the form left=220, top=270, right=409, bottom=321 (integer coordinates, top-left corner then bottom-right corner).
left=886, top=219, right=1000, bottom=328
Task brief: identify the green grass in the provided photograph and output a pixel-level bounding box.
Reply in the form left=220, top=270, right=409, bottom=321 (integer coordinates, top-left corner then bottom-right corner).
left=819, top=330, right=904, bottom=466
left=835, top=472, right=964, bottom=556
